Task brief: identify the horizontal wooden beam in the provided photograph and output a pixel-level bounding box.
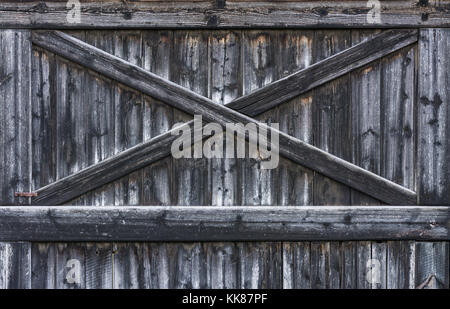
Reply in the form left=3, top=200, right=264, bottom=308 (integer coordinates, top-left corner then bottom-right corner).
left=227, top=29, right=418, bottom=116
left=0, top=206, right=448, bottom=241
left=32, top=30, right=416, bottom=205
left=1, top=1, right=449, bottom=29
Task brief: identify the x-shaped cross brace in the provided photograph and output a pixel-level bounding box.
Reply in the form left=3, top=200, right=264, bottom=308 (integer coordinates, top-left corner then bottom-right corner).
left=31, top=30, right=418, bottom=205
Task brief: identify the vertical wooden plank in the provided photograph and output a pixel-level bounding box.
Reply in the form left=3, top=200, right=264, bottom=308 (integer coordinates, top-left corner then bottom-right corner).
left=113, top=31, right=143, bottom=206
left=277, top=158, right=313, bottom=206
left=142, top=31, right=174, bottom=206
left=0, top=30, right=33, bottom=289
left=350, top=64, right=382, bottom=205
left=415, top=29, right=450, bottom=290
left=381, top=47, right=416, bottom=191
left=210, top=31, right=241, bottom=206
left=171, top=243, right=207, bottom=289
left=387, top=241, right=415, bottom=289
left=113, top=243, right=147, bottom=289
left=350, top=30, right=382, bottom=205
left=237, top=242, right=282, bottom=289
left=0, top=31, right=3, bottom=205
left=282, top=242, right=311, bottom=289
left=371, top=242, right=387, bottom=289
left=278, top=32, right=315, bottom=287
left=142, top=157, right=172, bottom=206
left=277, top=31, right=314, bottom=206
left=171, top=30, right=210, bottom=206
left=141, top=31, right=174, bottom=140
left=85, top=243, right=113, bottom=289
left=144, top=243, right=171, bottom=289
left=356, top=241, right=371, bottom=289
left=84, top=31, right=115, bottom=206
left=310, top=242, right=342, bottom=289
left=0, top=30, right=32, bottom=206
left=0, top=242, right=31, bottom=289
left=242, top=31, right=278, bottom=206
left=312, top=30, right=352, bottom=206
left=31, top=48, right=57, bottom=192
left=205, top=243, right=238, bottom=289
left=418, top=28, right=450, bottom=205
left=342, top=242, right=357, bottom=289
left=31, top=243, right=56, bottom=289
left=415, top=242, right=449, bottom=289
left=55, top=31, right=88, bottom=205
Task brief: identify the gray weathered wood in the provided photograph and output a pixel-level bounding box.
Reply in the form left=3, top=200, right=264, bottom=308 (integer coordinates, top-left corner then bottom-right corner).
left=415, top=242, right=449, bottom=289
left=381, top=46, right=416, bottom=191
left=31, top=30, right=417, bottom=205
left=312, top=30, right=352, bottom=206
left=171, top=30, right=210, bottom=206
left=227, top=29, right=418, bottom=117
left=0, top=30, right=32, bottom=206
left=350, top=31, right=383, bottom=206
left=1, top=1, right=449, bottom=29
left=418, top=29, right=450, bottom=205
left=0, top=242, right=31, bottom=289
left=0, top=206, right=448, bottom=241
left=387, top=241, right=415, bottom=288
left=241, top=31, right=278, bottom=206
left=210, top=30, right=241, bottom=206
left=141, top=30, right=174, bottom=206
left=32, top=121, right=194, bottom=205
left=276, top=31, right=314, bottom=206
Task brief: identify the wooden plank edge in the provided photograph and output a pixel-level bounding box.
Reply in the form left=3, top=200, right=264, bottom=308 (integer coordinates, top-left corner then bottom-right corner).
left=0, top=1, right=450, bottom=29
left=0, top=206, right=448, bottom=241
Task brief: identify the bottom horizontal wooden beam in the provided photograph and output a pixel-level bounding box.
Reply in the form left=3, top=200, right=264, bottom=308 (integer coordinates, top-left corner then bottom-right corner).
left=0, top=206, right=448, bottom=242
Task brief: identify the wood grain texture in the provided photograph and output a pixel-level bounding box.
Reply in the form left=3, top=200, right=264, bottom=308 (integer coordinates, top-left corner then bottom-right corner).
left=30, top=242, right=113, bottom=289
left=387, top=241, right=415, bottom=288
left=31, top=30, right=417, bottom=205
left=350, top=30, right=383, bottom=206
left=0, top=206, right=449, bottom=242
left=32, top=121, right=193, bottom=205
left=415, top=242, right=449, bottom=289
left=0, top=30, right=32, bottom=206
left=312, top=30, right=351, bottom=206
left=418, top=29, right=450, bottom=205
left=210, top=31, right=241, bottom=206
left=141, top=31, right=174, bottom=206
left=0, top=242, right=31, bottom=289
left=1, top=1, right=449, bottom=29
left=170, top=30, right=210, bottom=206
left=242, top=31, right=278, bottom=206
left=381, top=46, right=416, bottom=191
left=227, top=29, right=418, bottom=117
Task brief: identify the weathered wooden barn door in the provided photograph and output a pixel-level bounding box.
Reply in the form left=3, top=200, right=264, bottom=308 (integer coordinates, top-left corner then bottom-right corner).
left=1, top=1, right=450, bottom=289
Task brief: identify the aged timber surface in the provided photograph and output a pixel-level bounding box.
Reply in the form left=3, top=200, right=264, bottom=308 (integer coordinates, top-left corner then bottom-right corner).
left=0, top=206, right=448, bottom=241
left=0, top=1, right=450, bottom=29
left=31, top=30, right=417, bottom=205
left=227, top=29, right=418, bottom=116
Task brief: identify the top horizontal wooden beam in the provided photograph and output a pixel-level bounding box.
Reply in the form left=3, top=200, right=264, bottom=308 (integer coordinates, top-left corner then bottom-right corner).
left=1, top=1, right=450, bottom=29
